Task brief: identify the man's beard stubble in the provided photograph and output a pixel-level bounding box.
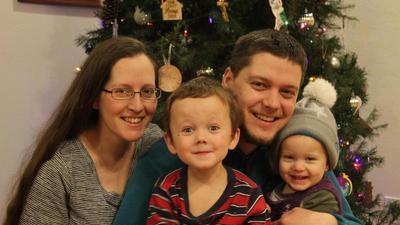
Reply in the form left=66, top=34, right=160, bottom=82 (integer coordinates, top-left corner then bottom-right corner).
left=240, top=123, right=273, bottom=146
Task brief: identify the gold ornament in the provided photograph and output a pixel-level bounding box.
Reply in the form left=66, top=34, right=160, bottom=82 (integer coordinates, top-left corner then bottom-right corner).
left=298, top=9, right=315, bottom=29
left=349, top=95, right=362, bottom=115
left=308, top=76, right=317, bottom=82
left=160, top=0, right=183, bottom=21
left=217, top=0, right=229, bottom=22
left=158, top=64, right=182, bottom=92
left=330, top=56, right=341, bottom=69
left=74, top=67, right=81, bottom=75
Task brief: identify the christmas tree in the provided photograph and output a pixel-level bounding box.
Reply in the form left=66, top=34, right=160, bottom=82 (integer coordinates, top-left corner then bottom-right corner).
left=77, top=0, right=400, bottom=224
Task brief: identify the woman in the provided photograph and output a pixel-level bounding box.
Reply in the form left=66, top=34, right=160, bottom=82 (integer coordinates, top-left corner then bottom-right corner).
left=4, top=37, right=163, bottom=225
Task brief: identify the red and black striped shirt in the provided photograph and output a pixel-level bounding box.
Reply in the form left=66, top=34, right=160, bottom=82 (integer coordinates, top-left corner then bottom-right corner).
left=147, top=166, right=272, bottom=225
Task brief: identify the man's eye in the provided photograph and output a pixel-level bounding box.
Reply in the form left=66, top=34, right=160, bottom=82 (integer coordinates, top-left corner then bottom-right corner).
left=251, top=81, right=267, bottom=90
left=280, top=89, right=296, bottom=99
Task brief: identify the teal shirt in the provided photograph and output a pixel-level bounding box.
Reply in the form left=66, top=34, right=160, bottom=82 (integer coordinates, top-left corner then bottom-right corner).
left=112, top=139, right=363, bottom=225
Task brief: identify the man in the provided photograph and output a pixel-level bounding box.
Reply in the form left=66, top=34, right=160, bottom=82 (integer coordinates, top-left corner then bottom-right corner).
left=112, top=29, right=362, bottom=225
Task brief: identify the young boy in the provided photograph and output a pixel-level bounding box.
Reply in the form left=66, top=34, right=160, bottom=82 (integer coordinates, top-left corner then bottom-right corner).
left=266, top=78, right=344, bottom=221
left=146, top=76, right=272, bottom=225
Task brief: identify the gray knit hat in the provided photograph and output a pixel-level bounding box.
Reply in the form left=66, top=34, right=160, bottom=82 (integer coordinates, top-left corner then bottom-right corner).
left=271, top=78, right=340, bottom=172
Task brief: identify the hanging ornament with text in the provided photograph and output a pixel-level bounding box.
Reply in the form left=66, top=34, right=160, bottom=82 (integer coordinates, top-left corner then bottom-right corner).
left=268, top=0, right=288, bottom=30
left=216, top=0, right=230, bottom=22
left=161, top=0, right=183, bottom=21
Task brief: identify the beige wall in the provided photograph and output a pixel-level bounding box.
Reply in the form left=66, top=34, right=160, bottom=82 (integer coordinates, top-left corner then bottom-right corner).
left=0, top=0, right=399, bottom=222
left=0, top=0, right=98, bottom=220
left=343, top=0, right=400, bottom=201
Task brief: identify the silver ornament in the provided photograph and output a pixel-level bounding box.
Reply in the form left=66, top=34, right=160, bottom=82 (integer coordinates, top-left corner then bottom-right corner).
left=133, top=6, right=151, bottom=25
left=330, top=56, right=341, bottom=69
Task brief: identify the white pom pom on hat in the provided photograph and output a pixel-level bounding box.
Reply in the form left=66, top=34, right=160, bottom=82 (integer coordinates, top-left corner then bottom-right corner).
left=302, top=78, right=337, bottom=109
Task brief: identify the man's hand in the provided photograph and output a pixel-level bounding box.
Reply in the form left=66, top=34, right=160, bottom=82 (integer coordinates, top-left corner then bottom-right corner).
left=272, top=207, right=338, bottom=225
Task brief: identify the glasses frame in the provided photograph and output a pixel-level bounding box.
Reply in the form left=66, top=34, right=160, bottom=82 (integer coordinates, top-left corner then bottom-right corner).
left=103, top=87, right=161, bottom=101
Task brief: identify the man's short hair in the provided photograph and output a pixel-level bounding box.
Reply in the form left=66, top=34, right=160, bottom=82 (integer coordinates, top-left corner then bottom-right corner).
left=228, top=29, right=307, bottom=80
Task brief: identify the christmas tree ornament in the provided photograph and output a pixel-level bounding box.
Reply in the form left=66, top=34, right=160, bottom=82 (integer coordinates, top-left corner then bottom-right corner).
left=160, top=0, right=183, bottom=21
left=74, top=67, right=81, bottom=75
left=158, top=44, right=182, bottom=92
left=133, top=6, right=151, bottom=25
left=337, top=173, right=353, bottom=196
left=298, top=10, right=315, bottom=29
left=268, top=0, right=288, bottom=30
left=158, top=65, right=182, bottom=92
left=216, top=0, right=230, bottom=22
left=100, top=0, right=121, bottom=26
left=308, top=76, right=317, bottom=82
left=112, top=18, right=118, bottom=37
left=196, top=67, right=214, bottom=76
left=329, top=56, right=341, bottom=69
left=349, top=95, right=362, bottom=115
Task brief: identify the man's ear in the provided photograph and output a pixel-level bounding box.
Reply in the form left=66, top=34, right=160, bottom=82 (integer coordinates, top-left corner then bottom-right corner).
left=222, top=67, right=234, bottom=88
left=228, top=128, right=240, bottom=150
left=164, top=133, right=177, bottom=155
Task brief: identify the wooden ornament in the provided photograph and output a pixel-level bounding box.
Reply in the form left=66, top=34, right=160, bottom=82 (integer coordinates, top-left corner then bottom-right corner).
left=216, top=0, right=229, bottom=22
left=160, top=0, right=183, bottom=21
left=158, top=64, right=182, bottom=92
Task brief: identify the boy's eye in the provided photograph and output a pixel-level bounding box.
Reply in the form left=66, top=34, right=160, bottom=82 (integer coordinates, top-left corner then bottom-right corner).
left=181, top=127, right=193, bottom=134
left=208, top=125, right=220, bottom=132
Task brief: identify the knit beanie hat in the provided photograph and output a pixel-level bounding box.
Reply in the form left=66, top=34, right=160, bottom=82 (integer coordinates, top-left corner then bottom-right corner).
left=271, top=78, right=340, bottom=173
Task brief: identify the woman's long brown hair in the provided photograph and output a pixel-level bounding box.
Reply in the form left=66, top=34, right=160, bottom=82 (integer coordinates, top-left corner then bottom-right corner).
left=3, top=37, right=156, bottom=225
